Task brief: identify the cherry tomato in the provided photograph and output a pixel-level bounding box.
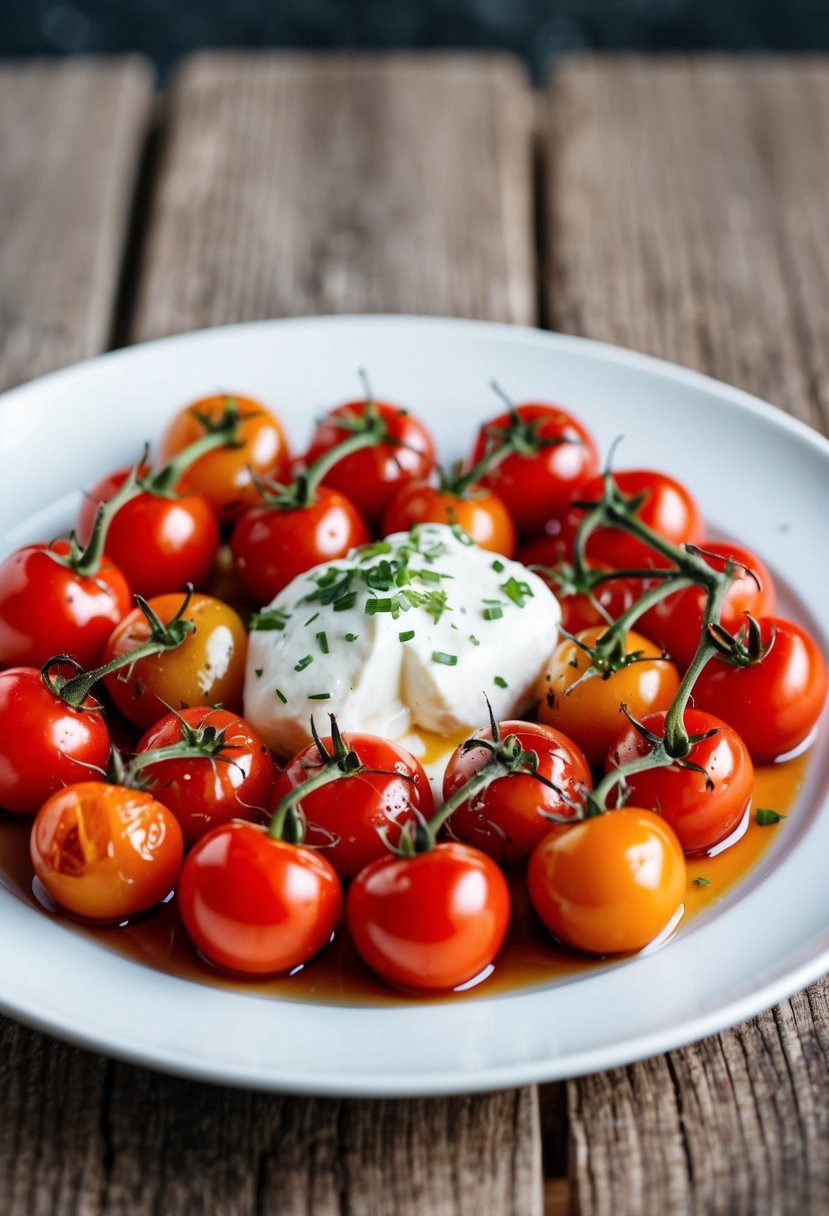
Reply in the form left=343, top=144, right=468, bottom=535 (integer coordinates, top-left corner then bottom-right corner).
left=0, top=668, right=110, bottom=816
left=606, top=708, right=754, bottom=855
left=528, top=809, right=686, bottom=954
left=231, top=487, right=369, bottom=604
left=637, top=541, right=776, bottom=669
left=563, top=469, right=705, bottom=570
left=135, top=708, right=277, bottom=843
left=77, top=465, right=220, bottom=599
left=0, top=540, right=131, bottom=668
left=469, top=403, right=599, bottom=537
left=272, top=733, right=433, bottom=879
left=177, top=821, right=342, bottom=975
left=442, top=721, right=592, bottom=864
left=537, top=626, right=680, bottom=767
left=157, top=393, right=291, bottom=523
left=382, top=482, right=516, bottom=556
left=30, top=781, right=184, bottom=921
left=519, top=533, right=644, bottom=634
left=693, top=617, right=828, bottom=761
left=347, top=842, right=510, bottom=991
left=103, top=593, right=247, bottom=730
left=305, top=399, right=435, bottom=527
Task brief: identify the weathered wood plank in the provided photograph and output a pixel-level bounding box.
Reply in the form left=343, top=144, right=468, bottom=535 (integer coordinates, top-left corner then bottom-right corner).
left=545, top=56, right=829, bottom=1216
left=129, top=52, right=536, bottom=340
left=0, top=58, right=152, bottom=391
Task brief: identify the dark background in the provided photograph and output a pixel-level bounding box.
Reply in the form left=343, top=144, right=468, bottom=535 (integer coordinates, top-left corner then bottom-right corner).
left=1, top=0, right=827, bottom=78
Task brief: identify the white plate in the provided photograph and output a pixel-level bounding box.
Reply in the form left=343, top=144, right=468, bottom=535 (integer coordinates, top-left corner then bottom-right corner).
left=2, top=316, right=828, bottom=1097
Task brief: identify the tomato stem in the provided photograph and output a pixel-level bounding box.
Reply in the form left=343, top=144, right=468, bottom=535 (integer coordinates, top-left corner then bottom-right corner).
left=147, top=405, right=248, bottom=497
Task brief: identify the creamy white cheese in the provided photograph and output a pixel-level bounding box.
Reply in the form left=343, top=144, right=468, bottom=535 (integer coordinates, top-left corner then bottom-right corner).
left=243, top=524, right=561, bottom=756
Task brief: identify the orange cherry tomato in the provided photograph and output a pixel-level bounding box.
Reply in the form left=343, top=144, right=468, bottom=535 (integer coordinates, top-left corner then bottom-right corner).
left=537, top=626, right=680, bottom=767
left=30, top=781, right=184, bottom=921
left=102, top=593, right=247, bottom=730
left=382, top=482, right=516, bottom=556
left=157, top=394, right=291, bottom=523
left=528, top=809, right=686, bottom=954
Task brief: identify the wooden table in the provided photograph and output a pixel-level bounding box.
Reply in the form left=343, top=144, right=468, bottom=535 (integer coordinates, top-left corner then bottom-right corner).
left=2, top=51, right=828, bottom=1215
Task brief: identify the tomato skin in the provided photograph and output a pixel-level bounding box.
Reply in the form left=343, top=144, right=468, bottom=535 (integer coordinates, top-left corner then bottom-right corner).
left=606, top=709, right=754, bottom=855
left=470, top=403, right=600, bottom=537
left=77, top=467, right=220, bottom=599
left=0, top=669, right=110, bottom=816
left=30, top=781, right=184, bottom=921
left=230, top=488, right=370, bottom=604
left=347, top=842, right=510, bottom=991
left=563, top=469, right=705, bottom=570
left=305, top=400, right=435, bottom=527
left=637, top=541, right=776, bottom=669
left=693, top=617, right=828, bottom=761
left=537, top=627, right=680, bottom=768
left=157, top=394, right=291, bottom=523
left=135, top=708, right=277, bottom=844
left=442, top=721, right=592, bottom=864
left=382, top=482, right=516, bottom=556
left=272, top=735, right=433, bottom=879
left=518, top=534, right=644, bottom=634
left=0, top=541, right=131, bottom=669
left=103, top=593, right=247, bottom=730
left=177, top=821, right=343, bottom=975
left=528, top=810, right=686, bottom=954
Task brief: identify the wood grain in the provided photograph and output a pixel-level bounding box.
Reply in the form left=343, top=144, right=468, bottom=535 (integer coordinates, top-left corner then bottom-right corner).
left=0, top=58, right=152, bottom=391
left=545, top=56, right=829, bottom=1216
left=129, top=52, right=536, bottom=340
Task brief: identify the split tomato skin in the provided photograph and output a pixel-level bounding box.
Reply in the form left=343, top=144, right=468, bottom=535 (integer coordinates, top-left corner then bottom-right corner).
left=470, top=403, right=600, bottom=537
left=382, top=483, right=516, bottom=557
left=135, top=708, right=277, bottom=843
left=305, top=400, right=435, bottom=527
left=77, top=467, right=220, bottom=599
left=0, top=541, right=131, bottom=669
left=606, top=708, right=754, bottom=855
left=442, top=721, right=592, bottom=864
left=231, top=487, right=370, bottom=604
left=528, top=810, right=686, bottom=955
left=272, top=734, right=433, bottom=879
left=157, top=393, right=291, bottom=523
left=693, top=617, right=828, bottom=761
left=0, top=668, right=110, bottom=816
left=30, top=781, right=184, bottom=921
left=103, top=593, right=248, bottom=730
left=347, top=842, right=511, bottom=991
left=177, top=821, right=343, bottom=975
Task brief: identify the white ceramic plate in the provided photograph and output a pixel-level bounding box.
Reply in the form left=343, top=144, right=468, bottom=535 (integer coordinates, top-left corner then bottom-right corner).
left=2, top=316, right=828, bottom=1096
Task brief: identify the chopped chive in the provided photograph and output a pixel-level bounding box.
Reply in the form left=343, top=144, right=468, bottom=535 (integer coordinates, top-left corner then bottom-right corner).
left=469, top=635, right=481, bottom=646
left=344, top=632, right=358, bottom=642
left=254, top=667, right=264, bottom=678
left=491, top=559, right=505, bottom=573
left=450, top=523, right=474, bottom=546
left=308, top=692, right=331, bottom=700
left=755, top=808, right=786, bottom=826
left=304, top=612, right=320, bottom=627
left=418, top=568, right=442, bottom=583
left=333, top=591, right=358, bottom=611
left=399, top=629, right=415, bottom=642
left=365, top=597, right=394, bottom=614
left=493, top=676, right=508, bottom=689
left=483, top=606, right=504, bottom=621
left=692, top=876, right=711, bottom=887
left=249, top=607, right=291, bottom=631
left=432, top=651, right=458, bottom=666
left=275, top=688, right=287, bottom=704
left=316, top=631, right=329, bottom=654
left=501, top=577, right=533, bottom=607
left=294, top=655, right=313, bottom=672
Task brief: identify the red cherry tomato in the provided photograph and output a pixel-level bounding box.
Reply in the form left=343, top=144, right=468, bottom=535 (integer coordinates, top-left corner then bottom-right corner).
left=272, top=733, right=433, bottom=879
left=637, top=541, right=776, bottom=669
left=563, top=469, right=705, bottom=570
left=382, top=482, right=516, bottom=556
left=135, top=708, right=277, bottom=844
left=103, top=593, right=247, bottom=730
left=0, top=667, right=110, bottom=816
left=157, top=393, right=291, bottom=523
left=606, top=708, right=754, bottom=855
left=231, top=487, right=369, bottom=604
left=347, top=842, right=510, bottom=991
left=519, top=533, right=644, bottom=634
left=77, top=466, right=220, bottom=599
left=177, top=821, right=343, bottom=975
left=305, top=400, right=435, bottom=527
left=469, top=403, right=600, bottom=537
left=30, top=781, right=184, bottom=921
left=0, top=540, right=131, bottom=669
left=528, top=809, right=686, bottom=954
left=441, top=721, right=592, bottom=864
left=693, top=617, right=828, bottom=761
